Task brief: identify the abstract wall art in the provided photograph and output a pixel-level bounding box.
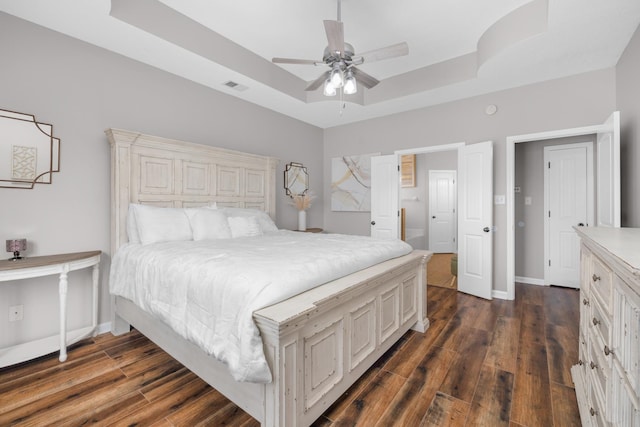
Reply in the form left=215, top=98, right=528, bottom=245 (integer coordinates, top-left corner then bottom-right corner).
left=331, top=153, right=378, bottom=212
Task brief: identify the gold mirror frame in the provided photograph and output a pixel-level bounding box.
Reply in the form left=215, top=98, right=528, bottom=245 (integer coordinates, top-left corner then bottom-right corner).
left=284, top=162, right=309, bottom=197
left=0, top=108, right=60, bottom=189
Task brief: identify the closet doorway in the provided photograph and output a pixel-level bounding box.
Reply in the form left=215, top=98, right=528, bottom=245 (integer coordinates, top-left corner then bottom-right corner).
left=506, top=112, right=620, bottom=300
left=514, top=138, right=594, bottom=290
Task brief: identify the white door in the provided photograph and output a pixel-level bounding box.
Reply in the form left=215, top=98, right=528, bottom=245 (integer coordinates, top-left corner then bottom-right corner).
left=544, top=143, right=593, bottom=288
left=429, top=170, right=457, bottom=253
left=370, top=155, right=399, bottom=239
left=457, top=141, right=493, bottom=300
left=596, top=111, right=621, bottom=227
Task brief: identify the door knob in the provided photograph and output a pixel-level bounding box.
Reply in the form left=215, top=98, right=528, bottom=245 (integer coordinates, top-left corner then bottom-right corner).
left=578, top=223, right=585, bottom=226
left=483, top=227, right=490, bottom=233
left=371, top=221, right=376, bottom=226
left=432, top=216, right=436, bottom=219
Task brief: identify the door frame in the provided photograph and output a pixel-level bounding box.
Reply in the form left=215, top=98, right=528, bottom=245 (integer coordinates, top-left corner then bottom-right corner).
left=506, top=118, right=617, bottom=300
left=543, top=142, right=594, bottom=287
left=396, top=141, right=495, bottom=300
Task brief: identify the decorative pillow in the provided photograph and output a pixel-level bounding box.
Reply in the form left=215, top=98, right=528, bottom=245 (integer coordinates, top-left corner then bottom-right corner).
left=186, top=208, right=232, bottom=240
left=228, top=216, right=263, bottom=238
left=131, top=204, right=193, bottom=244
left=220, top=208, right=278, bottom=233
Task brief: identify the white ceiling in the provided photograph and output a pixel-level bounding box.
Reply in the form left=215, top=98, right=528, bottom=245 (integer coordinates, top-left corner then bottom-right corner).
left=1, top=0, right=639, bottom=128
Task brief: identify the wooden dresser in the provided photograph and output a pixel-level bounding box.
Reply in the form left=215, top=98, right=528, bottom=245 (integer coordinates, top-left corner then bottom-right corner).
left=572, top=227, right=640, bottom=426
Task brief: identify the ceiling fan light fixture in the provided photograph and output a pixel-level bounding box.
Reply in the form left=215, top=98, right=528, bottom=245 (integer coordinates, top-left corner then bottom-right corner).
left=323, top=78, right=337, bottom=96
left=329, top=63, right=344, bottom=88
left=343, top=70, right=357, bottom=95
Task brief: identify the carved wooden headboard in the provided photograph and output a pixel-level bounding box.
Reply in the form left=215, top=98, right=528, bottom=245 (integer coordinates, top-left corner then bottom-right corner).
left=106, top=128, right=278, bottom=255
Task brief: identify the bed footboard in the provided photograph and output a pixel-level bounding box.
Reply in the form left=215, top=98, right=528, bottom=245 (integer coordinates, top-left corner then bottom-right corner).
left=254, top=250, right=430, bottom=426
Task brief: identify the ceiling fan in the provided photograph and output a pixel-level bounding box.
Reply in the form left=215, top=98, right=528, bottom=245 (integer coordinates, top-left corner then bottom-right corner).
left=272, top=0, right=409, bottom=96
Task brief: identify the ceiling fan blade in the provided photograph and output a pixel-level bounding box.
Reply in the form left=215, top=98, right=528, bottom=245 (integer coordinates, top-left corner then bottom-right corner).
left=305, top=70, right=331, bottom=91
left=351, top=67, right=380, bottom=89
left=355, top=42, right=409, bottom=64
left=272, top=57, right=321, bottom=65
left=323, top=20, right=345, bottom=54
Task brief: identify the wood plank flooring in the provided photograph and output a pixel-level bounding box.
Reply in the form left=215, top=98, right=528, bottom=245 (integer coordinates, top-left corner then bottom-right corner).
left=0, top=283, right=581, bottom=426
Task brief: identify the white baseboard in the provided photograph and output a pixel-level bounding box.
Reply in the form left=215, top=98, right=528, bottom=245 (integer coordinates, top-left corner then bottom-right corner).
left=95, top=322, right=112, bottom=336
left=515, top=276, right=545, bottom=286
left=492, top=290, right=511, bottom=300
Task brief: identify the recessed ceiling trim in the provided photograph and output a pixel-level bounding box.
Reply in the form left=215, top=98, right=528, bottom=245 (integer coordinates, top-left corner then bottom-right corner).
left=477, top=0, right=549, bottom=69
left=110, top=0, right=307, bottom=101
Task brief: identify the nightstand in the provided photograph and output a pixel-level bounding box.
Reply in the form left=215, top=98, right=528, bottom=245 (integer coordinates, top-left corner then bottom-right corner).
left=0, top=250, right=101, bottom=367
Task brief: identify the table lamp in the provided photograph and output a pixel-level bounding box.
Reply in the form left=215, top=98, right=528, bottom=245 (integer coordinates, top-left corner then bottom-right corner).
left=6, top=239, right=27, bottom=261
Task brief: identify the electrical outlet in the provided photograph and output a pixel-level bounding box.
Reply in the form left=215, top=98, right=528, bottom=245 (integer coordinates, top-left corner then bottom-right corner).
left=9, top=305, right=23, bottom=322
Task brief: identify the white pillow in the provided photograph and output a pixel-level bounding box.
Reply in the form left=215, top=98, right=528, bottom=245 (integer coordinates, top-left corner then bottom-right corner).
left=126, top=206, right=141, bottom=244
left=186, top=208, right=232, bottom=240
left=220, top=208, right=278, bottom=233
left=228, top=216, right=263, bottom=238
left=132, top=204, right=193, bottom=244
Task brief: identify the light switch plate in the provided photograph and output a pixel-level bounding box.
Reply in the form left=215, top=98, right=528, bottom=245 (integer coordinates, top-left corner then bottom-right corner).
left=494, top=195, right=506, bottom=205
left=525, top=196, right=532, bottom=205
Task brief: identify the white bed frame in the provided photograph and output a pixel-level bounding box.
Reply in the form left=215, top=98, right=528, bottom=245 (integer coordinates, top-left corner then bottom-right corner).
left=107, top=128, right=431, bottom=426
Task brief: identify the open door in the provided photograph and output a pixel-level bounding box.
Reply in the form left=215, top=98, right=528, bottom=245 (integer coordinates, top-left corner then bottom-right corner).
left=596, top=111, right=621, bottom=227
left=370, top=154, right=400, bottom=239
left=458, top=141, right=493, bottom=300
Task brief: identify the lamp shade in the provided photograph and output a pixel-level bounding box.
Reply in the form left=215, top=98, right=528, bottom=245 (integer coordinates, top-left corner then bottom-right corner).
left=323, top=79, right=337, bottom=96
left=6, top=239, right=27, bottom=252
left=329, top=64, right=344, bottom=88
left=343, top=70, right=357, bottom=95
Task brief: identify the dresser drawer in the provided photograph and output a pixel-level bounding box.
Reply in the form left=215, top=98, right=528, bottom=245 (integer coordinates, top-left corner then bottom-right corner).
left=581, top=289, right=592, bottom=336
left=588, top=335, right=614, bottom=424
left=591, top=294, right=612, bottom=352
left=591, top=255, right=613, bottom=310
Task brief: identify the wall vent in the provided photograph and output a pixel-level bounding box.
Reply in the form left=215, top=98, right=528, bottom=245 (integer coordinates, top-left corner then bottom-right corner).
left=223, top=81, right=248, bottom=92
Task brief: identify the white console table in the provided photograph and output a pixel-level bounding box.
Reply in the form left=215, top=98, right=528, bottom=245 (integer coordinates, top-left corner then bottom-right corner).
left=0, top=250, right=101, bottom=367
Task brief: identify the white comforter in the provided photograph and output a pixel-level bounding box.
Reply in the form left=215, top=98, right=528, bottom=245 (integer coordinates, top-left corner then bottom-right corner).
left=110, top=230, right=412, bottom=383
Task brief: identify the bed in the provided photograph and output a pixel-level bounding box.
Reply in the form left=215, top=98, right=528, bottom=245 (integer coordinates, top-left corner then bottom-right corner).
left=107, top=128, right=431, bottom=426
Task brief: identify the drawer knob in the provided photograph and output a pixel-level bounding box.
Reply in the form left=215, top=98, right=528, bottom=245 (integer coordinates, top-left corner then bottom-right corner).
left=604, top=345, right=612, bottom=356
left=592, top=274, right=601, bottom=282
left=583, top=298, right=589, bottom=306
left=592, top=317, right=600, bottom=326
left=590, top=407, right=597, bottom=416
left=590, top=361, right=597, bottom=369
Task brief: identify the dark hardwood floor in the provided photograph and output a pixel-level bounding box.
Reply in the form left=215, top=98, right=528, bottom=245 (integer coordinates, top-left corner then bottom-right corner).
left=0, top=283, right=581, bottom=426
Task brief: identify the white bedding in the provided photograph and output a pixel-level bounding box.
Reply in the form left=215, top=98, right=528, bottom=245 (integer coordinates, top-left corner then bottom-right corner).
left=109, top=230, right=412, bottom=383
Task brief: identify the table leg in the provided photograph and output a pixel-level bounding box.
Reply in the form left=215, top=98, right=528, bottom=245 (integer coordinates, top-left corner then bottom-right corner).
left=92, top=263, right=99, bottom=332
left=59, top=265, right=69, bottom=362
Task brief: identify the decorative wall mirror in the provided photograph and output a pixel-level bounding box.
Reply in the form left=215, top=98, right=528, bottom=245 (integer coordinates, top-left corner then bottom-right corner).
left=284, top=162, right=309, bottom=196
left=0, top=108, right=60, bottom=189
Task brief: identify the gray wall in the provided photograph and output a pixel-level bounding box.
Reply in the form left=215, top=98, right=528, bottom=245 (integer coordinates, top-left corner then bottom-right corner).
left=617, top=24, right=640, bottom=227
left=401, top=152, right=457, bottom=250
left=0, top=13, right=323, bottom=348
left=324, top=68, right=617, bottom=294
left=514, top=135, right=596, bottom=281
